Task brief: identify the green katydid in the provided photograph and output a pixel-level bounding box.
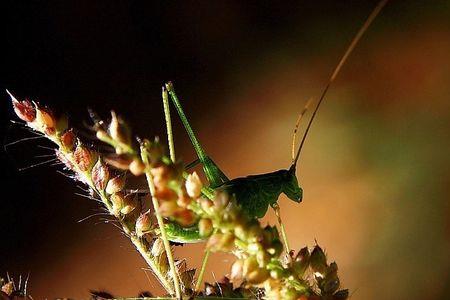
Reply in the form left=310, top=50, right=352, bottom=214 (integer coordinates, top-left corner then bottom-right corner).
left=163, top=0, right=389, bottom=245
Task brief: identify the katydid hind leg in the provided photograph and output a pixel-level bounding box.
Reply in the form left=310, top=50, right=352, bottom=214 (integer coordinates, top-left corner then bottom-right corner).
left=165, top=82, right=229, bottom=188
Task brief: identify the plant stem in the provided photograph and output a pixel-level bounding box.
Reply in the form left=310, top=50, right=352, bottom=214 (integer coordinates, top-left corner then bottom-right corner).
left=273, top=204, right=290, bottom=253
left=194, top=248, right=211, bottom=292
left=141, top=150, right=182, bottom=299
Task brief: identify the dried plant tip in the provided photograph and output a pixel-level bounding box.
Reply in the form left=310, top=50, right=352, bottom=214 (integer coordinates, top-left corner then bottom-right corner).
left=198, top=218, right=213, bottom=237
left=136, top=212, right=152, bottom=237
left=1, top=281, right=13, bottom=295
left=105, top=175, right=125, bottom=194
left=8, top=91, right=36, bottom=122
left=92, top=159, right=110, bottom=190
left=130, top=159, right=145, bottom=176
left=151, top=238, right=165, bottom=257
left=310, top=245, right=328, bottom=276
left=109, top=111, right=131, bottom=145
left=292, top=247, right=310, bottom=277
left=74, top=143, right=96, bottom=172
left=185, top=172, right=203, bottom=198
left=61, top=129, right=76, bottom=150
left=121, top=193, right=137, bottom=215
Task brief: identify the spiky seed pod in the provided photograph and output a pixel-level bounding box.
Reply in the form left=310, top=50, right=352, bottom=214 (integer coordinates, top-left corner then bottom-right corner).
left=74, top=143, right=96, bottom=172
left=151, top=238, right=165, bottom=257
left=105, top=175, right=125, bottom=194
left=310, top=245, right=328, bottom=277
left=121, top=193, right=137, bottom=215
left=129, top=158, right=145, bottom=176
left=185, top=172, right=202, bottom=198
left=136, top=212, right=152, bottom=237
left=9, top=91, right=36, bottom=122
left=198, top=218, right=213, bottom=237
left=61, top=129, right=76, bottom=151
left=92, top=159, right=110, bottom=191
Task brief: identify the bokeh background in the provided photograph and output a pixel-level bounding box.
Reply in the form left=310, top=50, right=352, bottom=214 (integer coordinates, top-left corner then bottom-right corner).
left=1, top=1, right=449, bottom=299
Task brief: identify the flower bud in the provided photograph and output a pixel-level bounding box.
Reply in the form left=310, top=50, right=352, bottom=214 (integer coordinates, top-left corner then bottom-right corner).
left=151, top=238, right=165, bottom=257
left=199, top=218, right=213, bottom=237
left=1, top=281, right=13, bottom=295
left=136, top=212, right=152, bottom=237
left=129, top=158, right=145, bottom=176
left=74, top=143, right=96, bottom=172
left=109, top=111, right=131, bottom=145
left=35, top=105, right=56, bottom=134
left=185, top=172, right=203, bottom=198
left=105, top=175, right=125, bottom=194
left=158, top=199, right=179, bottom=217
left=8, top=90, right=36, bottom=122
left=199, top=198, right=214, bottom=211
left=246, top=267, right=269, bottom=285
left=231, top=259, right=244, bottom=280
left=92, top=159, right=110, bottom=190
left=174, top=209, right=196, bottom=227
left=55, top=149, right=75, bottom=171
left=121, top=193, right=137, bottom=215
left=105, top=154, right=133, bottom=170
left=207, top=232, right=234, bottom=252
left=60, top=129, right=75, bottom=151
left=110, top=192, right=125, bottom=216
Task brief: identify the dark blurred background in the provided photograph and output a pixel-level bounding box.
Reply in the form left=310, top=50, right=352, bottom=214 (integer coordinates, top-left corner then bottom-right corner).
left=1, top=1, right=449, bottom=298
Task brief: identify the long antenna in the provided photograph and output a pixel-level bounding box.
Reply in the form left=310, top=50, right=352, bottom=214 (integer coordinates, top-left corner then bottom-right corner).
left=292, top=0, right=389, bottom=169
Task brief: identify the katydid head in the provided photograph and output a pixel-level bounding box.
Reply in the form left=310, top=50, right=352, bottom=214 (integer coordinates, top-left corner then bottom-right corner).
left=282, top=167, right=303, bottom=203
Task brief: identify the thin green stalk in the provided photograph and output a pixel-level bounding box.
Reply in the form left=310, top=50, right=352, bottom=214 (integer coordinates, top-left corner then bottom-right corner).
left=141, top=150, right=181, bottom=299
left=162, top=87, right=176, bottom=162
left=194, top=247, right=211, bottom=292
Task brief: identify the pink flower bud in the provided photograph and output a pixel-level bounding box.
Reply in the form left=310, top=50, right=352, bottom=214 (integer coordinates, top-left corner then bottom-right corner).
left=61, top=129, right=75, bottom=151
left=129, top=159, right=145, bottom=176
left=74, top=143, right=96, bottom=172
left=105, top=175, right=125, bottom=194
left=92, top=159, right=110, bottom=190
left=185, top=172, right=203, bottom=198
left=35, top=105, right=56, bottom=134
left=8, top=90, right=36, bottom=122
left=136, top=212, right=152, bottom=237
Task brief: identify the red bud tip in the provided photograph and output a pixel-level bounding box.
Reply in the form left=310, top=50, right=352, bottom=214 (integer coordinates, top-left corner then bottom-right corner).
left=8, top=90, right=36, bottom=122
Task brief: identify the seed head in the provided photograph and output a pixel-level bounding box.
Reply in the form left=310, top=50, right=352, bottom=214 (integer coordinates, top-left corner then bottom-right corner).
left=110, top=192, right=125, bottom=216
left=8, top=90, right=36, bottom=122
left=136, top=211, right=152, bottom=237
left=74, top=143, right=96, bottom=172
left=121, top=193, right=137, bottom=215
left=151, top=238, right=165, bottom=257
left=92, top=159, right=110, bottom=190
left=61, top=129, right=76, bottom=151
left=185, top=172, right=203, bottom=198
left=198, top=218, right=213, bottom=237
left=105, top=175, right=125, bottom=194
left=129, top=158, right=145, bottom=176
left=35, top=104, right=56, bottom=134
